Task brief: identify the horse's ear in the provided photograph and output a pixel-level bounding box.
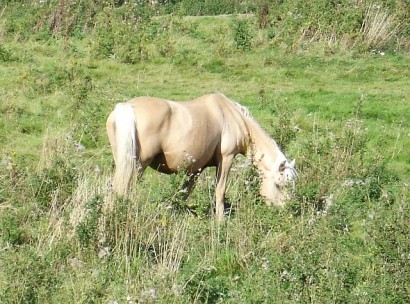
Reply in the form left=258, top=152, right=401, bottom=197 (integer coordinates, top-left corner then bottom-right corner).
left=290, top=159, right=296, bottom=167
left=279, top=160, right=286, bottom=172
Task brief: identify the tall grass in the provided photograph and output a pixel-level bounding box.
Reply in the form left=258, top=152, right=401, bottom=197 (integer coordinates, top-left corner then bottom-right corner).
left=360, top=4, right=402, bottom=50
left=1, top=100, right=408, bottom=302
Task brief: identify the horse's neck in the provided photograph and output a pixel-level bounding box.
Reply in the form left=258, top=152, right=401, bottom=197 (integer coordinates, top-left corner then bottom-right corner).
left=244, top=116, right=283, bottom=170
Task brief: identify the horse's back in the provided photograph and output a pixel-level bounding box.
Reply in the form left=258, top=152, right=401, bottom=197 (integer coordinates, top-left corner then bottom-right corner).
left=123, top=95, right=223, bottom=172
left=126, top=93, right=228, bottom=133
left=126, top=92, right=230, bottom=115
left=111, top=93, right=247, bottom=172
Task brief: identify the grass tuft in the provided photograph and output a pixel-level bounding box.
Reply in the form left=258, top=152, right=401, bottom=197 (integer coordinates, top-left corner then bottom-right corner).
left=360, top=4, right=401, bottom=50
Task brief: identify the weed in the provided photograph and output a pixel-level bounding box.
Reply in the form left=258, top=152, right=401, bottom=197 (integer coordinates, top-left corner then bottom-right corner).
left=103, top=195, right=133, bottom=251
left=233, top=19, right=252, bottom=51
left=269, top=97, right=298, bottom=151
left=0, top=247, right=62, bottom=303
left=0, top=44, right=13, bottom=62
left=32, top=157, right=78, bottom=210
left=183, top=263, right=230, bottom=303
left=76, top=195, right=103, bottom=249
left=0, top=212, right=27, bottom=246
left=204, top=58, right=226, bottom=73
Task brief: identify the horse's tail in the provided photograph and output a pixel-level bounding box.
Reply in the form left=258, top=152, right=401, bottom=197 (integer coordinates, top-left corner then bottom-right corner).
left=112, top=103, right=138, bottom=195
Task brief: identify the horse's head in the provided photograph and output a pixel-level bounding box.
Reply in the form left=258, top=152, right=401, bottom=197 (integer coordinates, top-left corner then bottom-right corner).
left=276, top=159, right=297, bottom=187
left=259, top=158, right=297, bottom=207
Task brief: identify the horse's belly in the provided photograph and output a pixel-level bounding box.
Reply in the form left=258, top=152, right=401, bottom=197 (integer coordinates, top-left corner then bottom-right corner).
left=149, top=153, right=177, bottom=174
left=149, top=149, right=215, bottom=174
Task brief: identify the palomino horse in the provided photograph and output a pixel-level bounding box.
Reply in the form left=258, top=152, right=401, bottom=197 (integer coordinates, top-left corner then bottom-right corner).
left=106, top=93, right=296, bottom=220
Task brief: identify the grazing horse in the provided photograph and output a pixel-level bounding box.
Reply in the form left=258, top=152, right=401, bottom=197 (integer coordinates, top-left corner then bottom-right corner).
left=106, top=93, right=296, bottom=220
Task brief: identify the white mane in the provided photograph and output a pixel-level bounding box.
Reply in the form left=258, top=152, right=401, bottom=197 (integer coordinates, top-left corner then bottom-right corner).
left=218, top=93, right=253, bottom=118
left=234, top=101, right=252, bottom=118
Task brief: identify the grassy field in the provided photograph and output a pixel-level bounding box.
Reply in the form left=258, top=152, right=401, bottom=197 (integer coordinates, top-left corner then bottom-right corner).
left=1, top=4, right=409, bottom=303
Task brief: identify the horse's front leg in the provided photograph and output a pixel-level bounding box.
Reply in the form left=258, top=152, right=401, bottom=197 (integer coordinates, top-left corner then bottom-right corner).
left=215, top=155, right=234, bottom=221
left=180, top=171, right=200, bottom=200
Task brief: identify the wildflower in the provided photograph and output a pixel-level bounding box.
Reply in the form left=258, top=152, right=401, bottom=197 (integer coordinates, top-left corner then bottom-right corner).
left=98, top=246, right=111, bottom=259
left=139, top=288, right=157, bottom=302
left=94, top=165, right=101, bottom=174
left=1, top=157, right=13, bottom=170
left=280, top=269, right=289, bottom=281
left=172, top=284, right=182, bottom=296
left=126, top=295, right=135, bottom=304
left=74, top=141, right=85, bottom=151
left=66, top=132, right=73, bottom=140
left=261, top=257, right=269, bottom=270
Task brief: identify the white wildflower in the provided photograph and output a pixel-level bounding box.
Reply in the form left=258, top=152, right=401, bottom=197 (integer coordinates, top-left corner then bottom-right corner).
left=98, top=246, right=110, bottom=259
left=139, top=288, right=157, bottom=302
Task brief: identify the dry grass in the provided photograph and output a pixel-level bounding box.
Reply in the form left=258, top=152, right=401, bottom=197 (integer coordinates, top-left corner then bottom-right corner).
left=154, top=217, right=188, bottom=274
left=360, top=4, right=401, bottom=49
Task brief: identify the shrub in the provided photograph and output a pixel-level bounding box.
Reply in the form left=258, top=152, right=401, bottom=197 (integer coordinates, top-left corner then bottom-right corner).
left=2, top=3, right=45, bottom=39
left=90, top=4, right=157, bottom=63
left=0, top=212, right=28, bottom=246
left=169, top=0, right=256, bottom=16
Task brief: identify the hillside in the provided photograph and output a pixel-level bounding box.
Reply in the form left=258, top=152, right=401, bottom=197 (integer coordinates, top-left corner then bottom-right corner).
left=0, top=1, right=409, bottom=303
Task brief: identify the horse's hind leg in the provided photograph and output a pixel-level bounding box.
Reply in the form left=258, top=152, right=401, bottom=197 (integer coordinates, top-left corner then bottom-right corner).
left=106, top=111, right=118, bottom=164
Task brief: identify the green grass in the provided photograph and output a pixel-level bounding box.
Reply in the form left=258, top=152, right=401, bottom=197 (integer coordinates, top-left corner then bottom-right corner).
left=1, top=11, right=409, bottom=304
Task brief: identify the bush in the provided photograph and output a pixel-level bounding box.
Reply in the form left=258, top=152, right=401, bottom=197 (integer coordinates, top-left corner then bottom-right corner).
left=167, top=0, right=256, bottom=15
left=0, top=212, right=28, bottom=246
